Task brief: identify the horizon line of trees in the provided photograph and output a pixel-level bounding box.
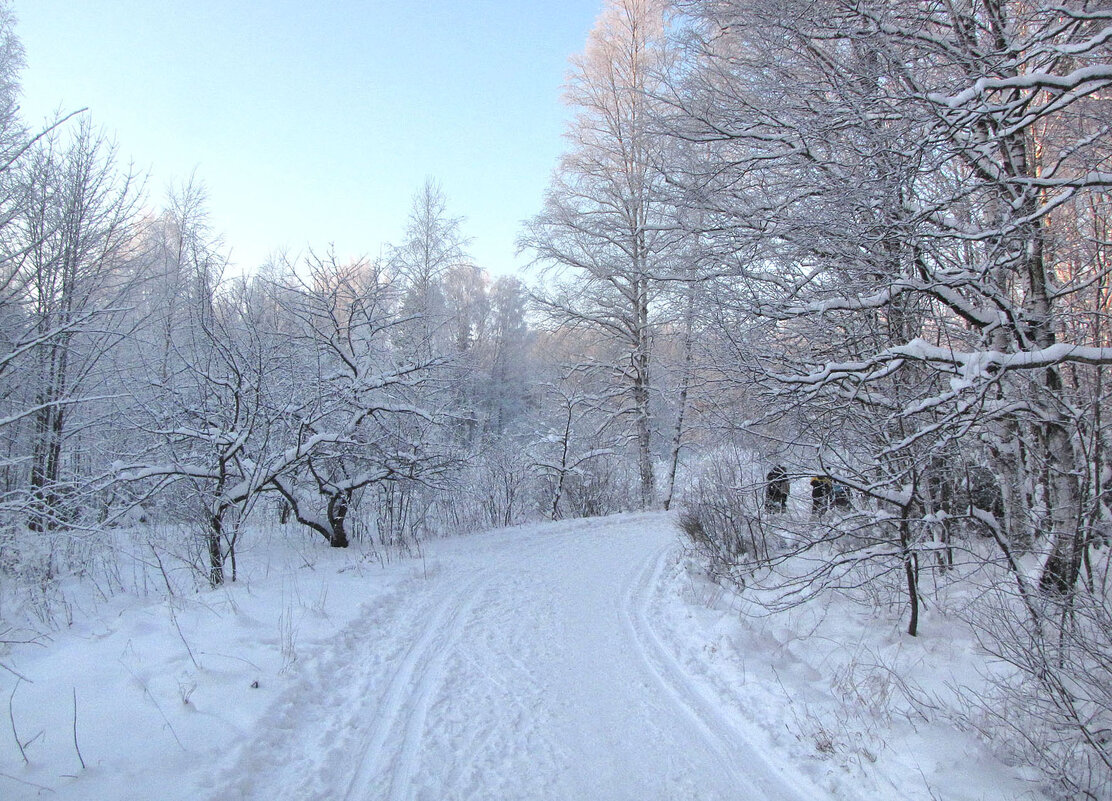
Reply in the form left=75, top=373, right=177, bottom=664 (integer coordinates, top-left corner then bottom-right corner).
left=0, top=0, right=686, bottom=600
left=5, top=0, right=1110, bottom=606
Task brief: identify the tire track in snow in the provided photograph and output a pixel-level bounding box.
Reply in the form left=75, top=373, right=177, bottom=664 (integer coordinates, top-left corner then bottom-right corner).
left=622, top=542, right=816, bottom=801
left=342, top=569, right=488, bottom=801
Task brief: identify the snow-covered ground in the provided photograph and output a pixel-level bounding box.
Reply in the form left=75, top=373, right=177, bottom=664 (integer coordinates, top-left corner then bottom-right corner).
left=1, top=513, right=1044, bottom=800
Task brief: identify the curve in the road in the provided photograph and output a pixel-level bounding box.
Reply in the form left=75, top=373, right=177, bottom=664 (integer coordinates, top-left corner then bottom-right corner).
left=214, top=515, right=837, bottom=801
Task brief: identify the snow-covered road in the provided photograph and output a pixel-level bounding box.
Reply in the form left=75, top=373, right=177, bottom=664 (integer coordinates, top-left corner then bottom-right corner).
left=210, top=515, right=826, bottom=801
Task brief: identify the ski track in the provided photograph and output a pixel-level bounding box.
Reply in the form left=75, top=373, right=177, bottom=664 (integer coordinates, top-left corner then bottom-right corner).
left=210, top=515, right=834, bottom=800
left=623, top=543, right=815, bottom=801
left=205, top=571, right=462, bottom=801
left=347, top=569, right=490, bottom=801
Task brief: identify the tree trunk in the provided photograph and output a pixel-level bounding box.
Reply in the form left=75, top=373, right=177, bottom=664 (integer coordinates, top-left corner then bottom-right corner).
left=634, top=275, right=655, bottom=510
left=209, top=508, right=225, bottom=587
left=663, top=287, right=695, bottom=512
left=1039, top=418, right=1085, bottom=595
left=326, top=490, right=351, bottom=548
left=28, top=339, right=70, bottom=532
left=899, top=517, right=919, bottom=637
left=28, top=404, right=65, bottom=532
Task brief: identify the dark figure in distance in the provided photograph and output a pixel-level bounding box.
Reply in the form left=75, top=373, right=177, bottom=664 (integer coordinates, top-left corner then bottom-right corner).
left=811, top=476, right=853, bottom=517
left=766, top=465, right=789, bottom=513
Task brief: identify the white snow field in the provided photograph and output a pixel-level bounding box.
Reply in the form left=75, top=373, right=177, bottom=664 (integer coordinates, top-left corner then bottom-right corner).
left=2, top=513, right=1041, bottom=800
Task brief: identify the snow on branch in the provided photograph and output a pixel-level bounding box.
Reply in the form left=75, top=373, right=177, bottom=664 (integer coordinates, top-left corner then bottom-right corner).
left=778, top=339, right=1112, bottom=388
left=928, top=65, right=1112, bottom=109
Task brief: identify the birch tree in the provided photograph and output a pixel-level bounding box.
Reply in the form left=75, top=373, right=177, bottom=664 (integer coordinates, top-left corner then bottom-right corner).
left=670, top=0, right=1112, bottom=613
left=522, top=0, right=681, bottom=509
left=392, top=179, right=469, bottom=358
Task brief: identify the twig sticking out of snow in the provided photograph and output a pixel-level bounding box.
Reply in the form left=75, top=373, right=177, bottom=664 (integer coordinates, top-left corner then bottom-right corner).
left=72, top=687, right=85, bottom=771
left=8, top=679, right=27, bottom=764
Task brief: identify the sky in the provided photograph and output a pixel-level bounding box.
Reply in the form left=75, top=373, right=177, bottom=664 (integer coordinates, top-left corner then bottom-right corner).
left=12, top=1, right=602, bottom=275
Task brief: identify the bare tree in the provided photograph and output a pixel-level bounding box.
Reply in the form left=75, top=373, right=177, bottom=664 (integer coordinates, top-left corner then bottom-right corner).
left=266, top=251, right=450, bottom=548
left=391, top=179, right=470, bottom=358
left=521, top=0, right=682, bottom=509
left=661, top=0, right=1112, bottom=789
left=11, top=120, right=144, bottom=531
left=666, top=0, right=1112, bottom=617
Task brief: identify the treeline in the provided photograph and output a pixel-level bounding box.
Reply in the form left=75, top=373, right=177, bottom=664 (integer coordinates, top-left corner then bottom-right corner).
left=0, top=129, right=655, bottom=588
left=532, top=0, right=1112, bottom=610
left=0, top=32, right=667, bottom=596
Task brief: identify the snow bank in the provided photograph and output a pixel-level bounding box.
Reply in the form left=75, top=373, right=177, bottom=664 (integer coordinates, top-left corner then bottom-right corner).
left=660, top=547, right=1048, bottom=800
left=0, top=523, right=415, bottom=800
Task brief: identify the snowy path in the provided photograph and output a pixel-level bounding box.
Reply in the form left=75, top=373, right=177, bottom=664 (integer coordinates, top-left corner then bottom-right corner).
left=209, top=515, right=827, bottom=801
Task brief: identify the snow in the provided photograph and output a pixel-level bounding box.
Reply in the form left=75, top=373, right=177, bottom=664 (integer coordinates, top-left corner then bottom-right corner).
left=0, top=514, right=1043, bottom=800
left=931, top=65, right=1112, bottom=109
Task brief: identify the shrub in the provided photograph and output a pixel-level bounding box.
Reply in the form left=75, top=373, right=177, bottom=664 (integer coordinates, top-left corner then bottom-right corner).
left=677, top=446, right=783, bottom=579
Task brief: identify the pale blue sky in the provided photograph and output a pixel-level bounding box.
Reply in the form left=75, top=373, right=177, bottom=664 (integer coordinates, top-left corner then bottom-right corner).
left=13, top=1, right=602, bottom=274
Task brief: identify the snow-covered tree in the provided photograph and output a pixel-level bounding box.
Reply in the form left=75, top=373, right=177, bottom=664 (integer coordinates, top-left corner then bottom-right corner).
left=668, top=0, right=1112, bottom=617
left=10, top=120, right=144, bottom=532
left=521, top=0, right=682, bottom=510
left=391, top=179, right=470, bottom=358
left=664, top=0, right=1112, bottom=788
left=267, top=251, right=450, bottom=549
left=482, top=276, right=532, bottom=437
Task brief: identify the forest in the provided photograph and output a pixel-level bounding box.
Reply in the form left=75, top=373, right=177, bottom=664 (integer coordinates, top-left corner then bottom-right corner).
left=1, top=0, right=1111, bottom=797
